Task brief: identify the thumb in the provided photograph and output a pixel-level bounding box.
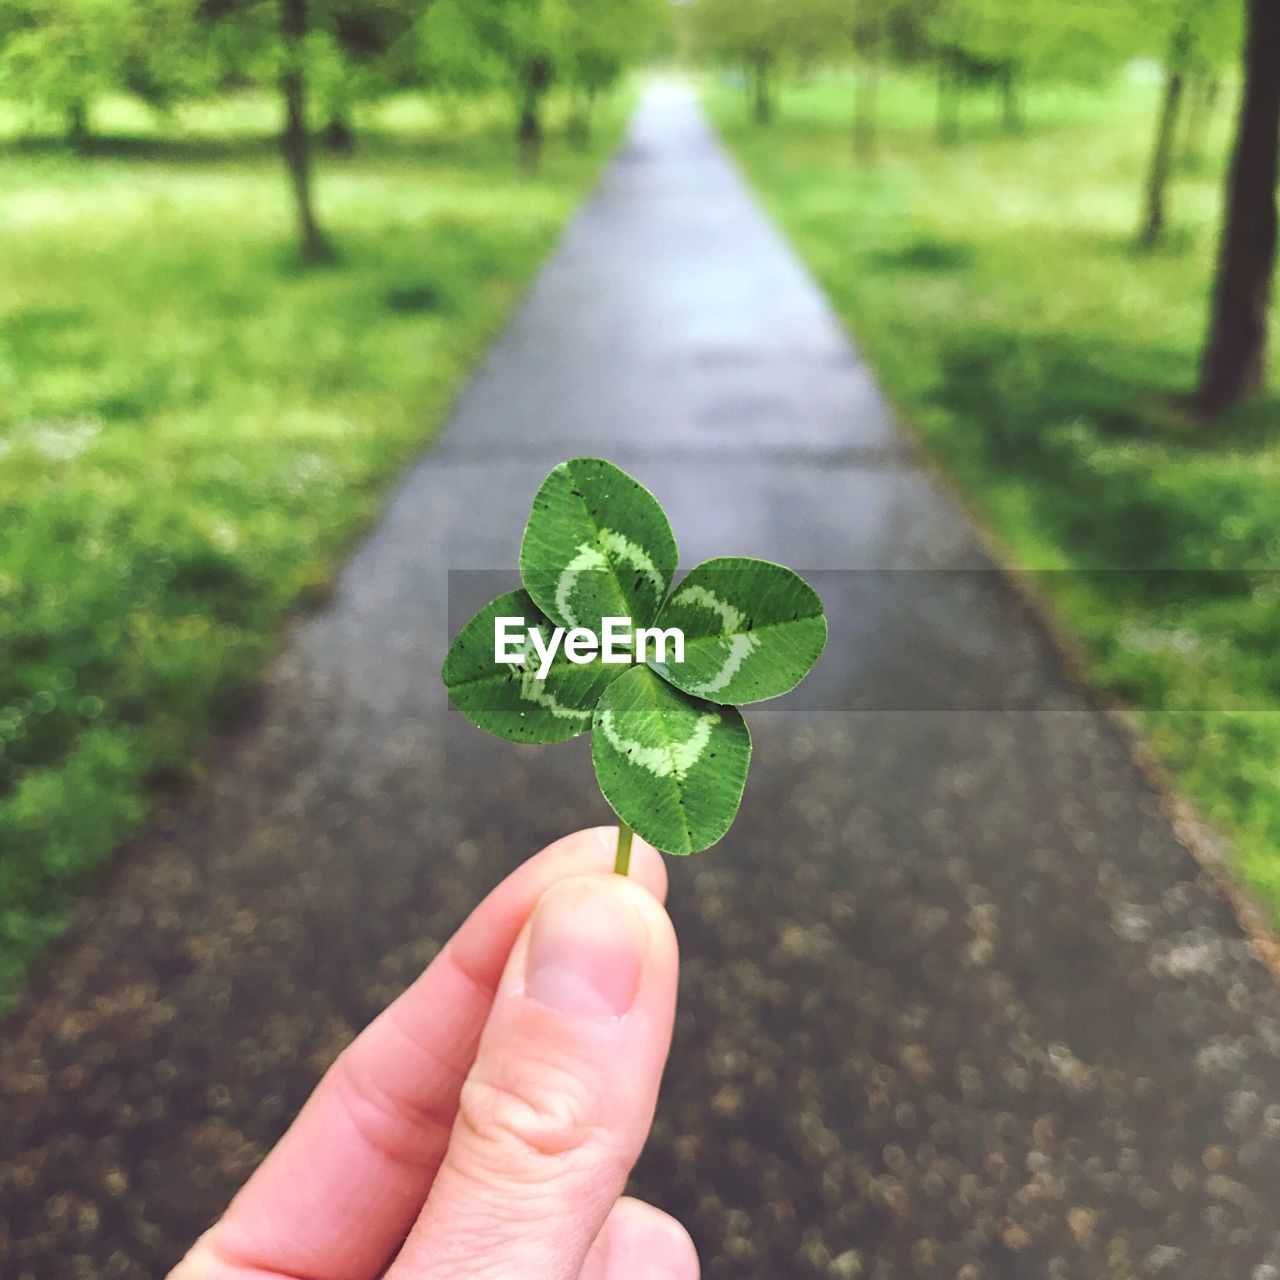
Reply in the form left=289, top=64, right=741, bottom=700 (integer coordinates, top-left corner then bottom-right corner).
left=388, top=873, right=680, bottom=1280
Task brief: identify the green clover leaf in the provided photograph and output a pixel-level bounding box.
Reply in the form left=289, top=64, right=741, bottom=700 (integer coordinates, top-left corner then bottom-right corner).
left=648, top=556, right=826, bottom=704
left=592, top=666, right=752, bottom=856
left=442, top=457, right=827, bottom=866
left=442, top=589, right=626, bottom=744
left=520, top=456, right=678, bottom=634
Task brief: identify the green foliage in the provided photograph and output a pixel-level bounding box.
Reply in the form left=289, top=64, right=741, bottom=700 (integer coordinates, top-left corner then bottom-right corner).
left=0, top=0, right=222, bottom=136
left=709, top=71, right=1280, bottom=914
left=0, top=0, right=124, bottom=131
left=420, top=0, right=665, bottom=135
left=302, top=0, right=440, bottom=127
left=520, top=456, right=678, bottom=633
left=592, top=666, right=751, bottom=856
left=685, top=0, right=859, bottom=115
left=687, top=0, right=800, bottom=66
left=915, top=0, right=1238, bottom=86
left=926, top=0, right=1130, bottom=82
left=416, top=0, right=507, bottom=95
left=443, top=458, right=827, bottom=854
left=442, top=589, right=625, bottom=743
left=653, top=558, right=827, bottom=704
left=196, top=0, right=428, bottom=100
left=0, top=91, right=627, bottom=1002
left=560, top=0, right=666, bottom=100
left=0, top=0, right=661, bottom=158
left=1126, top=0, right=1241, bottom=71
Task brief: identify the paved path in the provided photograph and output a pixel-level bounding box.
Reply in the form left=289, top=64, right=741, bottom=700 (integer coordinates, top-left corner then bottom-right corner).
left=6, top=85, right=1280, bottom=1280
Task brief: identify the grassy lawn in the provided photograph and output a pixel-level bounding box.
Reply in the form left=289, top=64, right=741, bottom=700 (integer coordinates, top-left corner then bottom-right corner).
left=0, top=92, right=624, bottom=1000
left=709, top=74, right=1280, bottom=912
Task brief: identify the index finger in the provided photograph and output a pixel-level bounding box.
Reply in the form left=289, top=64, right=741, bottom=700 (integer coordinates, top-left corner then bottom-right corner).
left=172, top=827, right=666, bottom=1280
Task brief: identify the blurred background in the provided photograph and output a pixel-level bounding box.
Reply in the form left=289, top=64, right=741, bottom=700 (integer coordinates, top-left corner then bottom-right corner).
left=3, top=0, right=1280, bottom=1275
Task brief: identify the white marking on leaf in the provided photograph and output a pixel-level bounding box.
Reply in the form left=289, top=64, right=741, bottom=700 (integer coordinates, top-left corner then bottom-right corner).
left=598, top=708, right=718, bottom=781
left=673, top=584, right=744, bottom=630
left=513, top=632, right=591, bottom=722
left=554, top=532, right=664, bottom=626
left=670, top=583, right=760, bottom=696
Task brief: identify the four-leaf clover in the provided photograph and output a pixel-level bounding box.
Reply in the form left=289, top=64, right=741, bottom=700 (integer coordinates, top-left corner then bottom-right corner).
left=442, top=458, right=826, bottom=869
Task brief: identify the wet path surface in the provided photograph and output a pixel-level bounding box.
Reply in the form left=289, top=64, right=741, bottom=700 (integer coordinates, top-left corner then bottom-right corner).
left=6, top=85, right=1280, bottom=1279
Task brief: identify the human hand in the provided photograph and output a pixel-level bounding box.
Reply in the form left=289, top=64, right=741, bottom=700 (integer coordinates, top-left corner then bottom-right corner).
left=170, top=827, right=695, bottom=1280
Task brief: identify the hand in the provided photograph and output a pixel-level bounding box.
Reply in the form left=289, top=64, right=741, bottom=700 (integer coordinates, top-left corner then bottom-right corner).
left=170, top=827, right=695, bottom=1280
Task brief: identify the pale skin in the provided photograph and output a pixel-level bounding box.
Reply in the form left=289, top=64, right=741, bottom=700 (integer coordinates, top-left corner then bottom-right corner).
left=169, top=827, right=697, bottom=1280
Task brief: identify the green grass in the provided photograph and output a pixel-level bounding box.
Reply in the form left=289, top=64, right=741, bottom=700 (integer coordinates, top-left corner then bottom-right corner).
left=0, top=90, right=625, bottom=999
left=709, top=72, right=1280, bottom=911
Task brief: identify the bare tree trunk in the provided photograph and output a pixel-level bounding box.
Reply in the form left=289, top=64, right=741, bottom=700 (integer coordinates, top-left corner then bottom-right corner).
left=853, top=24, right=880, bottom=160
left=752, top=52, right=772, bottom=126
left=517, top=95, right=541, bottom=170
left=280, top=0, right=330, bottom=263
left=517, top=56, right=552, bottom=172
left=66, top=99, right=89, bottom=151
left=322, top=110, right=356, bottom=154
left=1139, top=28, right=1190, bottom=250
left=567, top=83, right=594, bottom=149
left=1195, top=0, right=1280, bottom=416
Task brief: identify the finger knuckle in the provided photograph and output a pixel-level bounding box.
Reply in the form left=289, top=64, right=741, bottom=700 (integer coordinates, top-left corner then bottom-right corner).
left=455, top=1056, right=613, bottom=1177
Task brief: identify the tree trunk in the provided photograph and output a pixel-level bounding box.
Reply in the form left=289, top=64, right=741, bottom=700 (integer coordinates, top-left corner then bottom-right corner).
left=322, top=111, right=356, bottom=154
left=279, top=0, right=330, bottom=263
left=567, top=84, right=594, bottom=149
left=517, top=56, right=552, bottom=172
left=1000, top=63, right=1022, bottom=133
left=518, top=94, right=541, bottom=171
left=752, top=53, right=772, bottom=126
left=66, top=99, right=89, bottom=151
left=1195, top=0, right=1280, bottom=416
left=1139, top=28, right=1190, bottom=249
left=853, top=26, right=880, bottom=160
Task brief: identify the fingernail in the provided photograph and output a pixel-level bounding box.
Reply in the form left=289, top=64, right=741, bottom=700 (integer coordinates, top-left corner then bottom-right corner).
left=525, top=878, right=646, bottom=1018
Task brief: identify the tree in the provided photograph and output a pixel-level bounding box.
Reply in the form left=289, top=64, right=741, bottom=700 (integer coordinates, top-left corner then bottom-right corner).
left=1133, top=0, right=1238, bottom=249
left=199, top=0, right=337, bottom=261
left=0, top=0, right=127, bottom=146
left=778, top=0, right=893, bottom=158
left=924, top=0, right=1122, bottom=144
left=559, top=0, right=665, bottom=146
left=279, top=0, right=331, bottom=261
left=119, top=0, right=218, bottom=112
left=686, top=0, right=793, bottom=124
left=419, top=0, right=656, bottom=169
left=0, top=0, right=215, bottom=146
left=1139, top=23, right=1191, bottom=248
left=933, top=42, right=1014, bottom=143
left=927, top=0, right=1033, bottom=142
left=850, top=1, right=888, bottom=159
left=691, top=0, right=860, bottom=126
left=314, top=0, right=429, bottom=151
left=1195, top=0, right=1280, bottom=416
left=418, top=0, right=559, bottom=168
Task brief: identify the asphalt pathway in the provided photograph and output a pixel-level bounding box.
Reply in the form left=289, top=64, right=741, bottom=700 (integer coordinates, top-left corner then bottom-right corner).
left=5, top=84, right=1280, bottom=1280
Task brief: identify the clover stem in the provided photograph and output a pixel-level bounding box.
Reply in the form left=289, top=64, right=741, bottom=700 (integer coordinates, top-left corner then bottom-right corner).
left=613, top=821, right=634, bottom=877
